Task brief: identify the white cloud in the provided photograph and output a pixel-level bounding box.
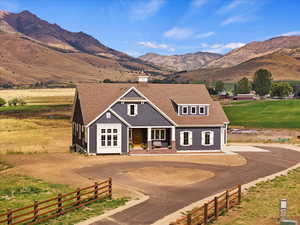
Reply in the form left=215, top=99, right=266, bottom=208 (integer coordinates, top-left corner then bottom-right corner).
left=196, top=31, right=215, bottom=39
left=138, top=41, right=175, bottom=52
left=125, top=51, right=143, bottom=57
left=129, top=0, right=165, bottom=20
left=280, top=31, right=300, bottom=36
left=164, top=27, right=194, bottom=40
left=201, top=42, right=245, bottom=53
left=218, top=0, right=252, bottom=13
left=0, top=0, right=19, bottom=12
left=221, top=15, right=250, bottom=26
left=191, top=0, right=208, bottom=8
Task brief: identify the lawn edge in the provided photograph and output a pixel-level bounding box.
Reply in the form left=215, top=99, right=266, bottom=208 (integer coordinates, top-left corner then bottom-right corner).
left=75, top=190, right=149, bottom=225
left=151, top=145, right=300, bottom=225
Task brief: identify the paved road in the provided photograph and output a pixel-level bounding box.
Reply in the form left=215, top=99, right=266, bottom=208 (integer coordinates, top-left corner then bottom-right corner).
left=76, top=147, right=300, bottom=225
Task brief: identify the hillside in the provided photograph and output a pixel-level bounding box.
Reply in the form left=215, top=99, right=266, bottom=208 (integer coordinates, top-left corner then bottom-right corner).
left=169, top=48, right=300, bottom=82
left=0, top=10, right=167, bottom=85
left=139, top=52, right=221, bottom=71
left=206, top=36, right=300, bottom=68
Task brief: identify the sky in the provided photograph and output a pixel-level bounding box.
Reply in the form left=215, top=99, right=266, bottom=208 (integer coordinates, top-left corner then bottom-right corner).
left=1, top=0, right=300, bottom=57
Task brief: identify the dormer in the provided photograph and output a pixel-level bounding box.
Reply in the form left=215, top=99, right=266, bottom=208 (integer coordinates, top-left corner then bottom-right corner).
left=177, top=104, right=209, bottom=116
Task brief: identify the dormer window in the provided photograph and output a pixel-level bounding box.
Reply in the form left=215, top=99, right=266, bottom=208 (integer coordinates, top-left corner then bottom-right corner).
left=191, top=106, right=197, bottom=114
left=128, top=104, right=138, bottom=116
left=182, top=106, right=188, bottom=115
left=199, top=106, right=205, bottom=114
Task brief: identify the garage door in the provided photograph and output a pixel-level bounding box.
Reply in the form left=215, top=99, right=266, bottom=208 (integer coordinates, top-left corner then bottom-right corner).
left=97, top=124, right=122, bottom=154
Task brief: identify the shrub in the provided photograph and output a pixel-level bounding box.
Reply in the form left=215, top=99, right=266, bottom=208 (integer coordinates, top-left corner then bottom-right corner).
left=8, top=97, right=27, bottom=106
left=0, top=97, right=6, bottom=107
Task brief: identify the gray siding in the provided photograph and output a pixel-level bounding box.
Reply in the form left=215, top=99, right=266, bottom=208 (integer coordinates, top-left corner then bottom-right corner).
left=178, top=105, right=209, bottom=116
left=89, top=111, right=128, bottom=154
left=175, top=127, right=221, bottom=150
left=72, top=94, right=86, bottom=149
left=111, top=102, right=173, bottom=126
left=123, top=90, right=144, bottom=98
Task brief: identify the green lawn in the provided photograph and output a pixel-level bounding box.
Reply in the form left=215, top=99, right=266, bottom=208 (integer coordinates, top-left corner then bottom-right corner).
left=224, top=99, right=300, bottom=128
left=0, top=175, right=128, bottom=225
left=214, top=167, right=300, bottom=225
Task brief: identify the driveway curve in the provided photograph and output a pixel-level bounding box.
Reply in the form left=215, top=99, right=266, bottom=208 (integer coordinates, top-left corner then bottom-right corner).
left=76, top=146, right=300, bottom=225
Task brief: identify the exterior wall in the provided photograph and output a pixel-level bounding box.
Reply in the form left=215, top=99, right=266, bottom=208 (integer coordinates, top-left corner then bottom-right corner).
left=178, top=105, right=209, bottom=116
left=175, top=127, right=221, bottom=150
left=123, top=90, right=144, bottom=98
left=111, top=102, right=173, bottom=126
left=89, top=111, right=128, bottom=154
left=72, top=94, right=86, bottom=149
left=151, top=128, right=171, bottom=148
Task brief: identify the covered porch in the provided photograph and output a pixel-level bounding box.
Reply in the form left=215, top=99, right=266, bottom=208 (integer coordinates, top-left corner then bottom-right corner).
left=129, top=127, right=175, bottom=152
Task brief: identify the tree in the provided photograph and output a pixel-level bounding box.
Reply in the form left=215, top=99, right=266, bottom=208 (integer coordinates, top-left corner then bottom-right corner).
left=215, top=81, right=224, bottom=93
left=270, top=82, right=293, bottom=98
left=236, top=77, right=251, bottom=94
left=0, top=97, right=6, bottom=107
left=253, top=69, right=273, bottom=96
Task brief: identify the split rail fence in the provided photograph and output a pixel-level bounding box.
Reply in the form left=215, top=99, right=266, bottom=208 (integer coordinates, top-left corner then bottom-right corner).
left=170, top=184, right=242, bottom=225
left=0, top=178, right=112, bottom=225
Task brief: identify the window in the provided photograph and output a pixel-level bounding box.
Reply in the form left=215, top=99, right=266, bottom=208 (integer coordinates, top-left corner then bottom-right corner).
left=202, top=131, right=214, bottom=146
left=106, top=112, right=111, bottom=119
left=128, top=104, right=138, bottom=116
left=182, top=106, right=188, bottom=115
left=180, top=131, right=192, bottom=146
left=191, top=106, right=197, bottom=114
left=199, top=106, right=205, bottom=114
left=100, top=128, right=119, bottom=147
left=151, top=129, right=166, bottom=140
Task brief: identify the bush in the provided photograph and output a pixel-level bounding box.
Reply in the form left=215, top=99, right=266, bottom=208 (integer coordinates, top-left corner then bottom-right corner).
left=8, top=97, right=27, bottom=106
left=0, top=97, right=6, bottom=107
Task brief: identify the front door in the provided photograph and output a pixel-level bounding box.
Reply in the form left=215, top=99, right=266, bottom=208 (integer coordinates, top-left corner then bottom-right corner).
left=97, top=124, right=122, bottom=154
left=132, top=128, right=144, bottom=149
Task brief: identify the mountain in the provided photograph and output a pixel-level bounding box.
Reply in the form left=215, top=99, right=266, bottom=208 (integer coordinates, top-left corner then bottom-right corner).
left=206, top=36, right=300, bottom=68
left=139, top=52, right=222, bottom=71
left=0, top=10, right=167, bottom=85
left=169, top=48, right=300, bottom=82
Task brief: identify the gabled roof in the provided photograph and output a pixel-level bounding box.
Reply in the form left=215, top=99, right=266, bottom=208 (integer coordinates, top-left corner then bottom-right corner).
left=76, top=83, right=229, bottom=126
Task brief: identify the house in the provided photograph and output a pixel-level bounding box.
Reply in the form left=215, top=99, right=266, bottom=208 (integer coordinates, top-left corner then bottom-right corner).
left=71, top=76, right=229, bottom=155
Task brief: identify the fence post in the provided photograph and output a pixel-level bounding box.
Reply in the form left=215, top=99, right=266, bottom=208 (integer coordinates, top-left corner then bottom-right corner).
left=57, top=193, right=62, bottom=214
left=108, top=177, right=112, bottom=199
left=33, top=200, right=39, bottom=221
left=203, top=203, right=208, bottom=225
left=238, top=185, right=242, bottom=204
left=94, top=182, right=98, bottom=199
left=226, top=190, right=229, bottom=211
left=76, top=188, right=81, bottom=205
left=187, top=212, right=192, bottom=225
left=7, top=209, right=12, bottom=225
left=214, top=196, right=218, bottom=219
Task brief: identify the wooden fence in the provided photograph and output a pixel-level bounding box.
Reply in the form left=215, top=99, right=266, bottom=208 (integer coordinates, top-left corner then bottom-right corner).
left=170, top=185, right=242, bottom=225
left=0, top=178, right=112, bottom=225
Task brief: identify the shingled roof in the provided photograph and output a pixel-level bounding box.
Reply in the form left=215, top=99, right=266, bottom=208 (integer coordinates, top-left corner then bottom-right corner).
left=76, top=83, right=229, bottom=126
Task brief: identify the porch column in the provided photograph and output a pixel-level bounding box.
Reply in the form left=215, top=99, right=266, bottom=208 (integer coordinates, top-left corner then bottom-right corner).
left=171, top=127, right=176, bottom=150
left=147, top=128, right=152, bottom=151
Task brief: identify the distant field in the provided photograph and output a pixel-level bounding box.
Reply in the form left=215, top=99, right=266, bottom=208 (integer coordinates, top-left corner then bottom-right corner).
left=224, top=99, right=300, bottom=129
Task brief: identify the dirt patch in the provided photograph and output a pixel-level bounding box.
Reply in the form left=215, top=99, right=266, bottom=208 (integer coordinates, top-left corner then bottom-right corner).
left=125, top=166, right=214, bottom=186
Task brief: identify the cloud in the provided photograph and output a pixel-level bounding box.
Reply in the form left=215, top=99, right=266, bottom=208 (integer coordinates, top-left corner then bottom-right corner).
left=221, top=15, right=250, bottom=26
left=138, top=41, right=175, bottom=51
left=201, top=42, right=245, bottom=53
left=280, top=31, right=300, bottom=36
left=164, top=27, right=194, bottom=40
left=0, top=0, right=19, bottom=12
left=191, top=0, right=208, bottom=8
left=195, top=31, right=215, bottom=39
left=129, top=0, right=165, bottom=20
left=218, top=0, right=253, bottom=13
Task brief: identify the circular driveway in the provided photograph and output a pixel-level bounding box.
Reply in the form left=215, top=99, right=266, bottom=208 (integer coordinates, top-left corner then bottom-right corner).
left=76, top=146, right=300, bottom=225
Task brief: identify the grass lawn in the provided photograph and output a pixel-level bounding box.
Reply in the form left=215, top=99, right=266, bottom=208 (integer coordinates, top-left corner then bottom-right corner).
left=213, top=167, right=300, bottom=225
left=0, top=174, right=128, bottom=225
left=224, top=99, right=300, bottom=128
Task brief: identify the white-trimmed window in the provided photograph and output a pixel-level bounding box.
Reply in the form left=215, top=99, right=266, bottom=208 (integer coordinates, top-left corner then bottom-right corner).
left=182, top=106, right=188, bottom=115
left=191, top=106, right=197, bottom=114
left=151, top=129, right=166, bottom=140
left=128, top=104, right=138, bottom=116
left=202, top=131, right=214, bottom=146
left=199, top=106, right=205, bottom=114
left=106, top=112, right=111, bottom=119
left=180, top=131, right=192, bottom=146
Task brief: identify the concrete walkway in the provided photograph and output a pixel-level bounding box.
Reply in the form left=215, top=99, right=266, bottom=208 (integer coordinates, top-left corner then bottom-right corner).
left=76, top=146, right=300, bottom=225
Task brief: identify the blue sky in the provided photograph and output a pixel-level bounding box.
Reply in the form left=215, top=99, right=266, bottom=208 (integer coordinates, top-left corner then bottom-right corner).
left=1, top=0, right=300, bottom=56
